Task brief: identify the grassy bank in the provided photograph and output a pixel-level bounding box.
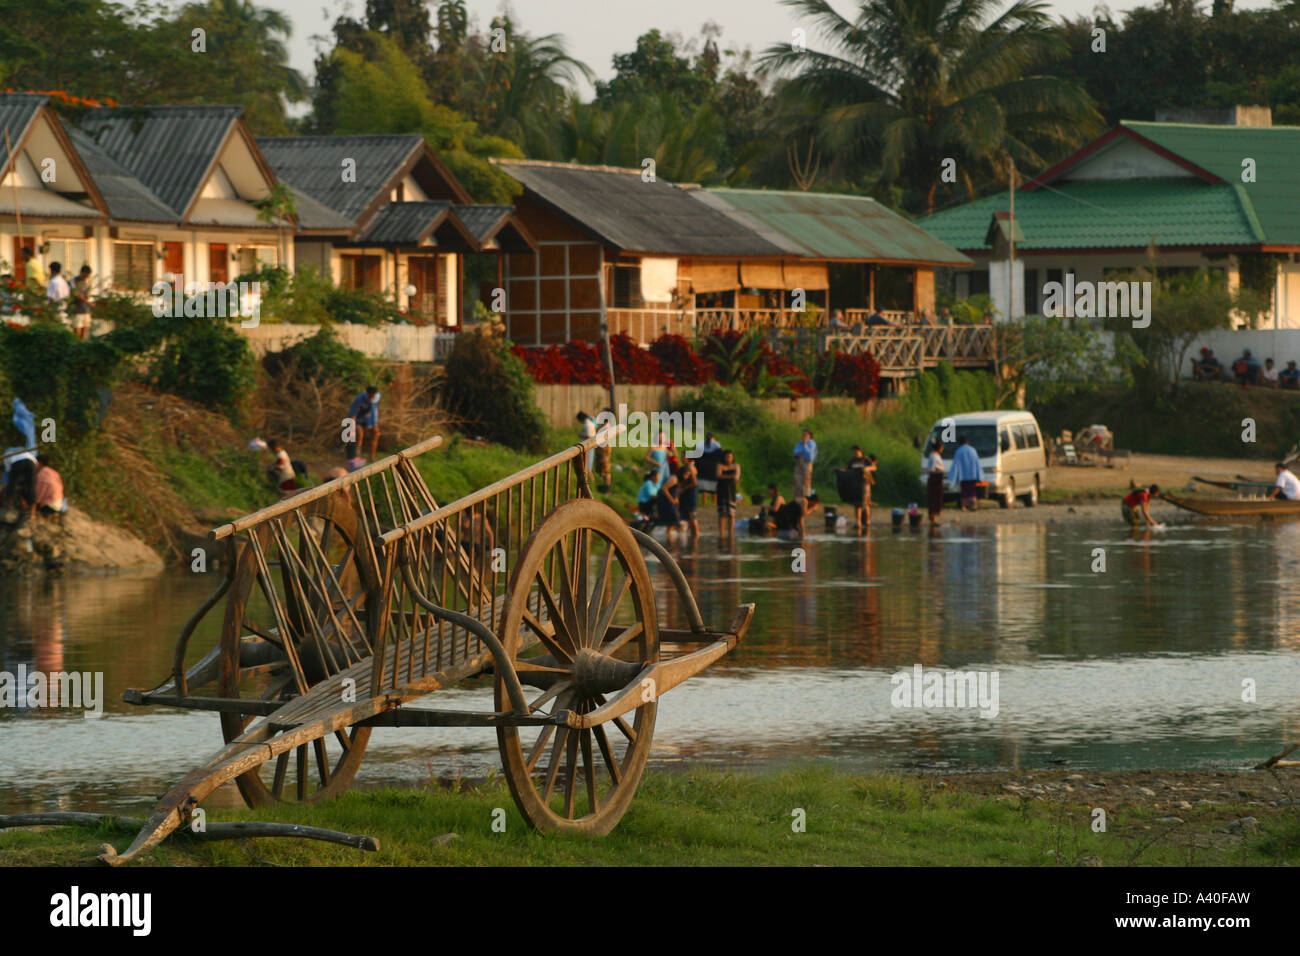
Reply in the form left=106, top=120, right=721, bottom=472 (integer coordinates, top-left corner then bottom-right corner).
left=1034, top=382, right=1300, bottom=460
left=3, top=769, right=1296, bottom=866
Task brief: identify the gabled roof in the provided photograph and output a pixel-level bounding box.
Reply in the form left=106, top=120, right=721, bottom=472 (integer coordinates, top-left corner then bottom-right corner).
left=76, top=105, right=244, bottom=217
left=0, top=93, right=108, bottom=219
left=919, top=178, right=1260, bottom=253
left=0, top=94, right=45, bottom=171
left=452, top=204, right=536, bottom=253
left=258, top=134, right=473, bottom=230
left=696, top=188, right=970, bottom=266
left=361, top=201, right=457, bottom=245
left=66, top=127, right=175, bottom=223
left=495, top=159, right=788, bottom=257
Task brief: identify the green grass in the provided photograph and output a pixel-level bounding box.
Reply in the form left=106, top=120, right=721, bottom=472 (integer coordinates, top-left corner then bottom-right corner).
left=3, top=770, right=1295, bottom=867
left=1034, top=382, right=1300, bottom=460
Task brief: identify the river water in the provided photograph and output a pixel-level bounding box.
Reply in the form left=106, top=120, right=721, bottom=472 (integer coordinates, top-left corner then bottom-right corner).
left=3, top=519, right=1299, bottom=815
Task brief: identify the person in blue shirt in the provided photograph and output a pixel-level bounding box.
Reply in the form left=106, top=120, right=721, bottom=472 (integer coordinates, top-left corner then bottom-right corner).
left=636, top=469, right=662, bottom=524
left=346, top=386, right=379, bottom=465
left=792, top=429, right=817, bottom=500
left=950, top=435, right=983, bottom=511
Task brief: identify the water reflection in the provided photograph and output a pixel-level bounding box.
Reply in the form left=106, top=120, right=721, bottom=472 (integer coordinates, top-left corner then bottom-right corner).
left=2, top=521, right=1300, bottom=813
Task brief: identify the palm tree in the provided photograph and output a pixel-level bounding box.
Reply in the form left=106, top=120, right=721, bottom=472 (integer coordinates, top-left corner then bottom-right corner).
left=759, top=0, right=1101, bottom=214
left=472, top=23, right=595, bottom=156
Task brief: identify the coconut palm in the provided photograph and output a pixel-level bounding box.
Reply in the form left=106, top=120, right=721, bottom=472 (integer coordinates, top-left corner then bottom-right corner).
left=759, top=0, right=1101, bottom=214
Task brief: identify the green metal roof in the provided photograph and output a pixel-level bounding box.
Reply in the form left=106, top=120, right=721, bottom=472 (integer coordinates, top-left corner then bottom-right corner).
left=697, top=188, right=971, bottom=266
left=918, top=178, right=1259, bottom=252
left=1120, top=121, right=1300, bottom=246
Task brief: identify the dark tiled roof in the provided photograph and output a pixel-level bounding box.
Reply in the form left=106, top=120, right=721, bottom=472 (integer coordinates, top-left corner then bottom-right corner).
left=496, top=160, right=788, bottom=256
left=76, top=105, right=241, bottom=216
left=452, top=204, right=512, bottom=243
left=66, top=128, right=176, bottom=223
left=360, top=201, right=453, bottom=244
left=258, top=134, right=423, bottom=223
left=288, top=185, right=353, bottom=231
left=0, top=93, right=44, bottom=170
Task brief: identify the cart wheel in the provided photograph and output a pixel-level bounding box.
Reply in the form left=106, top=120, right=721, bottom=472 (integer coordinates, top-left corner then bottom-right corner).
left=218, top=494, right=375, bottom=806
left=496, top=499, right=659, bottom=835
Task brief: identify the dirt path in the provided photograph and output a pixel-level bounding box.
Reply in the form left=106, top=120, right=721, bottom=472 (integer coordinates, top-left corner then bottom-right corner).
left=1045, top=454, right=1274, bottom=496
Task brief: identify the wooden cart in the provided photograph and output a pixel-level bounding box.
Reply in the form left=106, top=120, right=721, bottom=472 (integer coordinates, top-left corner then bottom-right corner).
left=36, top=430, right=752, bottom=863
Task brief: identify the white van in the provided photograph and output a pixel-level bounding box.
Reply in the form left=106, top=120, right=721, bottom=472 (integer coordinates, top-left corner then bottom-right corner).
left=918, top=410, right=1048, bottom=508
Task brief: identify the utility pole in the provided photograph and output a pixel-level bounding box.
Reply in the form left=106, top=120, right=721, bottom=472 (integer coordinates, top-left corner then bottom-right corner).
left=1008, top=156, right=1016, bottom=322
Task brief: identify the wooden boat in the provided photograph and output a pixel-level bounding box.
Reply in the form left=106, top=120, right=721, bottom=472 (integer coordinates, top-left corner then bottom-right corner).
left=1194, top=475, right=1274, bottom=495
left=1164, top=493, right=1300, bottom=517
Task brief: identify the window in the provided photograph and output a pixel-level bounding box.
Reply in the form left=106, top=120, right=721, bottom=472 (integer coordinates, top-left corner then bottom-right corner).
left=612, top=264, right=641, bottom=308
left=926, top=424, right=997, bottom=459
left=163, top=242, right=184, bottom=277
left=46, top=239, right=89, bottom=276
left=236, top=245, right=275, bottom=276
left=341, top=254, right=381, bottom=291
left=966, top=269, right=989, bottom=296
left=114, top=242, right=154, bottom=291
left=1024, top=268, right=1039, bottom=314
left=1015, top=424, right=1040, bottom=449
left=209, top=244, right=229, bottom=284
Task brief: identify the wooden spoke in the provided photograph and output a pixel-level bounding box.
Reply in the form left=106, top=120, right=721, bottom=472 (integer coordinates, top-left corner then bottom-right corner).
left=581, top=729, right=599, bottom=814
left=601, top=620, right=643, bottom=657
left=593, top=724, right=622, bottom=785
left=271, top=752, right=289, bottom=798
left=296, top=746, right=308, bottom=801
left=563, top=728, right=580, bottom=819
left=592, top=575, right=631, bottom=651
left=552, top=538, right=583, bottom=652
left=533, top=575, right=576, bottom=660
left=313, top=739, right=331, bottom=787
left=522, top=604, right=570, bottom=663
left=585, top=534, right=615, bottom=648
left=529, top=678, right=575, bottom=714
left=574, top=529, right=590, bottom=640
left=540, top=727, right=570, bottom=804
left=525, top=725, right=556, bottom=774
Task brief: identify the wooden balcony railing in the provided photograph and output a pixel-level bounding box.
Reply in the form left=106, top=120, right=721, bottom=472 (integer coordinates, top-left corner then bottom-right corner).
left=606, top=308, right=694, bottom=342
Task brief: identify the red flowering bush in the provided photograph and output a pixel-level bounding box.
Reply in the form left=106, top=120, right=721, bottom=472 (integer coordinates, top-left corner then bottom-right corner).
left=512, top=330, right=872, bottom=399
left=648, top=333, right=712, bottom=385
left=827, top=351, right=882, bottom=402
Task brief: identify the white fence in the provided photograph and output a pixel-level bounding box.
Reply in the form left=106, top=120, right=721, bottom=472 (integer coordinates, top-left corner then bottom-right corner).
left=235, top=324, right=457, bottom=363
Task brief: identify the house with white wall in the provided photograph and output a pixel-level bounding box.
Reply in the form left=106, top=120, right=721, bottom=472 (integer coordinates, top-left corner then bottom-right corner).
left=919, top=111, right=1300, bottom=328
left=258, top=134, right=536, bottom=326
left=1, top=94, right=290, bottom=304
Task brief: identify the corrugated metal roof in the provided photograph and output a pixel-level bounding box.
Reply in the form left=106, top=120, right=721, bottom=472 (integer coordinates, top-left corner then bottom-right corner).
left=452, top=204, right=511, bottom=243
left=0, top=94, right=44, bottom=171
left=76, top=106, right=241, bottom=216
left=360, top=201, right=452, bottom=244
left=288, top=185, right=353, bottom=231
left=0, top=186, right=100, bottom=219
left=1119, top=121, right=1300, bottom=246
left=66, top=127, right=176, bottom=223
left=919, top=178, right=1258, bottom=251
left=258, top=135, right=423, bottom=223
left=699, top=188, right=971, bottom=266
left=496, top=160, right=788, bottom=256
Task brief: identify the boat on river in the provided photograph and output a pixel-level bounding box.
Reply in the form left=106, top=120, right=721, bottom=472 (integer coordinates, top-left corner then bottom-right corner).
left=1164, top=492, right=1300, bottom=517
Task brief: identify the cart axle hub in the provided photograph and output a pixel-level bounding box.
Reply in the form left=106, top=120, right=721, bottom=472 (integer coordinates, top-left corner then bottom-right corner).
left=571, top=649, right=643, bottom=698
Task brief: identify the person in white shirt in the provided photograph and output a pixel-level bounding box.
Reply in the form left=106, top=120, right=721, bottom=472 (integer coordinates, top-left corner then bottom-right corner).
left=46, top=261, right=71, bottom=304
left=1271, top=462, right=1300, bottom=500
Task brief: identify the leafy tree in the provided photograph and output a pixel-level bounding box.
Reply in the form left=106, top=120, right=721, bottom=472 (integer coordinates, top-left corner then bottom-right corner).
left=318, top=34, right=522, bottom=202
left=759, top=0, right=1102, bottom=214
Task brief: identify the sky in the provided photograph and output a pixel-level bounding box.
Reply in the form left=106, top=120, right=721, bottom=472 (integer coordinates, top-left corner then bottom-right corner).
left=241, top=0, right=1278, bottom=98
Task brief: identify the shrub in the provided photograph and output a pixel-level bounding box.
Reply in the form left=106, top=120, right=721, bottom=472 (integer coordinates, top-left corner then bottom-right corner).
left=0, top=322, right=119, bottom=437
left=444, top=326, right=546, bottom=452
left=89, top=289, right=154, bottom=329
left=263, top=327, right=377, bottom=387
left=324, top=286, right=405, bottom=326
left=826, top=351, right=882, bottom=402
left=152, top=320, right=257, bottom=421
left=670, top=382, right=772, bottom=434
left=648, top=334, right=712, bottom=385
